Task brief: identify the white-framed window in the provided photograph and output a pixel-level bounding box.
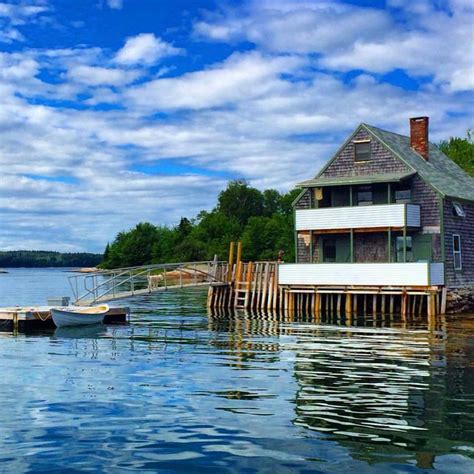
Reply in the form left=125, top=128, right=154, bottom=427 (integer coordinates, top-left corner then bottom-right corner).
left=452, top=202, right=466, bottom=217
left=452, top=234, right=462, bottom=270
left=354, top=140, right=371, bottom=162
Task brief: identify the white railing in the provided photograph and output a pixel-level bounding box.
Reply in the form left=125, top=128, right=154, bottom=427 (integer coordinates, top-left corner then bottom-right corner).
left=295, top=204, right=420, bottom=231
left=279, top=262, right=444, bottom=287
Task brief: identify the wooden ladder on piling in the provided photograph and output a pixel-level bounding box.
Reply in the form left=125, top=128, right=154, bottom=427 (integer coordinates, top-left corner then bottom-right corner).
left=234, top=282, right=250, bottom=308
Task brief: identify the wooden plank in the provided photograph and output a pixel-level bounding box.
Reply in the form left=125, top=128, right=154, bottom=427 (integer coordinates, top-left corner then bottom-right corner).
left=273, top=264, right=279, bottom=310
left=440, top=287, right=447, bottom=315
left=315, top=292, right=321, bottom=315
left=345, top=293, right=352, bottom=316
left=262, top=263, right=269, bottom=309
left=244, top=262, right=254, bottom=308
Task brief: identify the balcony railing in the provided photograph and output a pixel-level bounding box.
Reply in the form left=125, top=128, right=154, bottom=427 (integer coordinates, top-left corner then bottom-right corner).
left=279, top=262, right=444, bottom=287
left=295, top=204, right=420, bottom=231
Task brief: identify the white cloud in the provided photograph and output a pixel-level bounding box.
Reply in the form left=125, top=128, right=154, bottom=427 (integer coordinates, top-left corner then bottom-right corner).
left=67, top=65, right=140, bottom=86
left=0, top=53, right=39, bottom=80
left=195, top=0, right=474, bottom=92
left=0, top=1, right=49, bottom=43
left=106, top=0, right=123, bottom=9
left=115, top=33, right=182, bottom=66
left=125, top=51, right=305, bottom=110
left=0, top=1, right=472, bottom=252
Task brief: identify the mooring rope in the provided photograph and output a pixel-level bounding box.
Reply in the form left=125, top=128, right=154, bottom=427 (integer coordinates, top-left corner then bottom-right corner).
left=32, top=311, right=51, bottom=322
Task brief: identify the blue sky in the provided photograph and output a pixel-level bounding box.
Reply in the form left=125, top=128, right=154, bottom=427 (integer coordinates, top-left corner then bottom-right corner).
left=0, top=0, right=472, bottom=253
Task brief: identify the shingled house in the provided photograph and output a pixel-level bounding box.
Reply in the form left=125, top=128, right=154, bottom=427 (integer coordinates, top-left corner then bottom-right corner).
left=279, top=117, right=474, bottom=309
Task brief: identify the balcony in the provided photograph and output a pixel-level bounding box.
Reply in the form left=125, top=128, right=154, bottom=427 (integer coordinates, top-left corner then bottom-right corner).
left=279, top=262, right=444, bottom=287
left=295, top=204, right=420, bottom=231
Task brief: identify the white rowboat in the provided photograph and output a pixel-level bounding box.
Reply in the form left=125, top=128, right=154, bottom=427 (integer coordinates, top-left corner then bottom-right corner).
left=51, top=305, right=109, bottom=328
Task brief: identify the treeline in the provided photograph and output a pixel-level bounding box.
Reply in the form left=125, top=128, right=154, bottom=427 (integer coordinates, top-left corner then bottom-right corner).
left=101, top=181, right=300, bottom=269
left=0, top=251, right=102, bottom=268
left=101, top=133, right=473, bottom=269
left=439, top=130, right=474, bottom=177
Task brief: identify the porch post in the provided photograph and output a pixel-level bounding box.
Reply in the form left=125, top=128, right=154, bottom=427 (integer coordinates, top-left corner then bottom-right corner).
left=387, top=183, right=391, bottom=203
left=309, top=230, right=313, bottom=262
left=350, top=229, right=354, bottom=263
left=403, top=226, right=407, bottom=262
left=388, top=227, right=391, bottom=262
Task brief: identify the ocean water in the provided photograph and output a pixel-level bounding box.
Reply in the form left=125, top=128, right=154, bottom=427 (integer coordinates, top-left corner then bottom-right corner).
left=0, top=268, right=473, bottom=473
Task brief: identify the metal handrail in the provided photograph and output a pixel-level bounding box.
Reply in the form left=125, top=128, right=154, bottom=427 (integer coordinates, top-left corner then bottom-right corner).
left=69, top=260, right=228, bottom=304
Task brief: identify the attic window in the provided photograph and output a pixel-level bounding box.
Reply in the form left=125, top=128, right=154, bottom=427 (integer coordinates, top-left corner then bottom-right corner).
left=354, top=141, right=371, bottom=162
left=452, top=202, right=465, bottom=217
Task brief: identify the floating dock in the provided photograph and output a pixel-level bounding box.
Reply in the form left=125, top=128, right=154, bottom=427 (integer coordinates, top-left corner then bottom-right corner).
left=0, top=306, right=130, bottom=332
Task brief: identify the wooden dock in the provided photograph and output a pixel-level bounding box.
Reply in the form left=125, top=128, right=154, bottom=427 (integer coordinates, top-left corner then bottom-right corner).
left=207, top=242, right=446, bottom=317
left=0, top=306, right=130, bottom=332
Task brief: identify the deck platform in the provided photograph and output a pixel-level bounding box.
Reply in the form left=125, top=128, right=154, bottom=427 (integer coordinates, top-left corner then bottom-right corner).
left=0, top=306, right=130, bottom=332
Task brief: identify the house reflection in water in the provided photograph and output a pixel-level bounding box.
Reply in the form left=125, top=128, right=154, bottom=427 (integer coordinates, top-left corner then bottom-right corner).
left=208, top=310, right=474, bottom=469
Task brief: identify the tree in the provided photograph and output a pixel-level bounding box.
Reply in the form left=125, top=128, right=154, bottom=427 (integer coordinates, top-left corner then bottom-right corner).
left=439, top=131, right=474, bottom=177
left=191, top=211, right=241, bottom=259
left=280, top=188, right=301, bottom=216
left=263, top=189, right=282, bottom=216
left=217, top=180, right=265, bottom=227
left=177, top=217, right=193, bottom=237
left=102, top=223, right=159, bottom=268
left=103, top=243, right=110, bottom=261
left=100, top=181, right=299, bottom=269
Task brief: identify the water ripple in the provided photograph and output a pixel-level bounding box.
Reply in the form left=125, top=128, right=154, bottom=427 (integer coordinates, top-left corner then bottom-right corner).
left=1, top=271, right=474, bottom=472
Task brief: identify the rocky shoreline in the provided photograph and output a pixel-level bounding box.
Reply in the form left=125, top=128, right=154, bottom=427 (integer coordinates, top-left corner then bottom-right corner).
left=446, top=287, right=474, bottom=314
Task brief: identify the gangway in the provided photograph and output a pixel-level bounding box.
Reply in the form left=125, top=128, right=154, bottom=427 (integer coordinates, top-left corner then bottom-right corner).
left=69, top=260, right=228, bottom=306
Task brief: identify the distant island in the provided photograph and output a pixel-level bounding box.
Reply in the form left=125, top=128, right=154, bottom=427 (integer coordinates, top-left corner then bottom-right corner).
left=0, top=251, right=103, bottom=268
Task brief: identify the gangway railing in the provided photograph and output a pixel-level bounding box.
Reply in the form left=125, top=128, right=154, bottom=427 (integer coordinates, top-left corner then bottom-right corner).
left=68, top=260, right=228, bottom=305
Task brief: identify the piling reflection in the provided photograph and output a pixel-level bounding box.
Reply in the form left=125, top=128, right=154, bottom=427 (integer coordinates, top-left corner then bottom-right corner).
left=208, top=309, right=474, bottom=467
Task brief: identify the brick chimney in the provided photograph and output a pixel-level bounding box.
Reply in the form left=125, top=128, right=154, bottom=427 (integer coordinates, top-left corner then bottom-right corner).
left=410, top=116, right=429, bottom=161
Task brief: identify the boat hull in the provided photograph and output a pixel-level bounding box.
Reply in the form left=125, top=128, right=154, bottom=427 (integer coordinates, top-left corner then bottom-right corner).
left=51, top=306, right=108, bottom=328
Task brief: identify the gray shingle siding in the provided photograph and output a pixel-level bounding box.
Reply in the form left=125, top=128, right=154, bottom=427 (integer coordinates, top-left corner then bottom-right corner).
left=443, top=199, right=474, bottom=288
left=354, top=233, right=387, bottom=262
left=410, top=175, right=442, bottom=260
left=321, top=129, right=410, bottom=178
left=294, top=189, right=311, bottom=209
left=297, top=232, right=310, bottom=262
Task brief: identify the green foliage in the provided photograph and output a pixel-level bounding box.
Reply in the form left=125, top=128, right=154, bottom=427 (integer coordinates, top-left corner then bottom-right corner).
left=0, top=251, right=102, bottom=268
left=439, top=131, right=474, bottom=177
left=101, top=181, right=298, bottom=269
left=217, top=180, right=265, bottom=227
left=103, top=222, right=160, bottom=268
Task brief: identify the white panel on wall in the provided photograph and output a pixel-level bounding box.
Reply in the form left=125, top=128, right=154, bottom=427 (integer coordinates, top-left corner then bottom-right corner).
left=279, top=263, right=442, bottom=286
left=295, top=204, right=420, bottom=231
left=429, top=263, right=445, bottom=285
left=406, top=204, right=421, bottom=227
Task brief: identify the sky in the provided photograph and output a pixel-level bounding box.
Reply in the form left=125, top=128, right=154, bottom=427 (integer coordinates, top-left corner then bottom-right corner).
left=0, top=0, right=473, bottom=253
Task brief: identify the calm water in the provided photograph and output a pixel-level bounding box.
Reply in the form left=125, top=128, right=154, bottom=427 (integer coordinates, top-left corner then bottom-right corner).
left=0, top=269, right=473, bottom=473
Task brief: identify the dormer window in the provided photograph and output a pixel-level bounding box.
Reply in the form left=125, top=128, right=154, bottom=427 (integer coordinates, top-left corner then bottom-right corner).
left=354, top=140, right=371, bottom=162
left=452, top=202, right=465, bottom=217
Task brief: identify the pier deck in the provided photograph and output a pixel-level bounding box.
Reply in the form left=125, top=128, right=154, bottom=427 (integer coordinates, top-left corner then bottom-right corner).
left=0, top=306, right=130, bottom=332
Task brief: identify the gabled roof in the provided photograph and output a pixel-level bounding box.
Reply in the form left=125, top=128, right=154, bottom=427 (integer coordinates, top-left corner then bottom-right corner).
left=307, top=123, right=474, bottom=202
left=362, top=124, right=474, bottom=202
